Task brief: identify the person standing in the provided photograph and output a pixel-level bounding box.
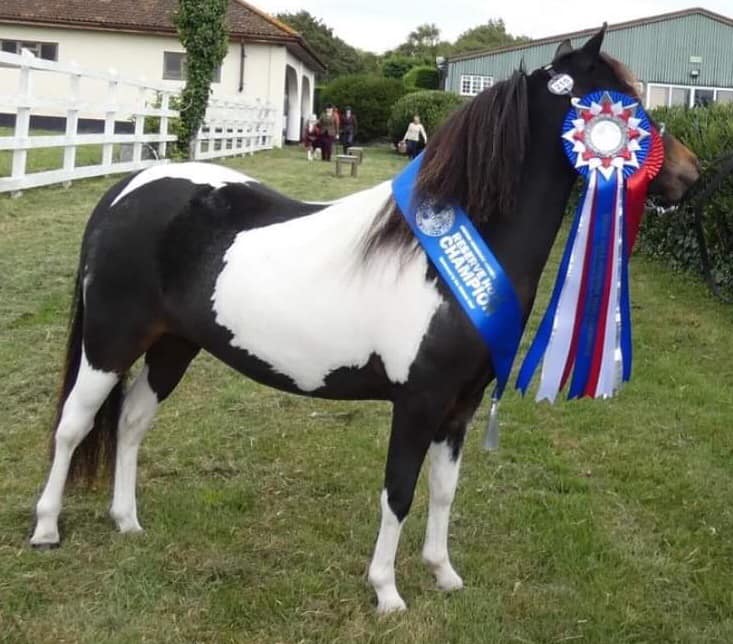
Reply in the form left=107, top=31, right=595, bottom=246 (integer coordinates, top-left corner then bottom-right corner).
left=318, top=104, right=339, bottom=162
left=401, top=114, right=428, bottom=160
left=339, top=106, right=357, bottom=154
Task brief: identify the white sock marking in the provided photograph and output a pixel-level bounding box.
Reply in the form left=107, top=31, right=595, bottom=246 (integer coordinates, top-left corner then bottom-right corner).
left=368, top=489, right=407, bottom=613
left=110, top=365, right=159, bottom=534
left=31, top=351, right=118, bottom=545
left=211, top=181, right=444, bottom=391
left=422, top=441, right=464, bottom=591
left=111, top=162, right=258, bottom=207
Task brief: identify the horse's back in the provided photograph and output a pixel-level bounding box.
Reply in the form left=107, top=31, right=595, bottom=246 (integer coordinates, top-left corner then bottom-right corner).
left=78, top=163, right=321, bottom=368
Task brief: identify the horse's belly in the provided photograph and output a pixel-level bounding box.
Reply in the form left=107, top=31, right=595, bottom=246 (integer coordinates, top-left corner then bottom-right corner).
left=210, top=183, right=444, bottom=392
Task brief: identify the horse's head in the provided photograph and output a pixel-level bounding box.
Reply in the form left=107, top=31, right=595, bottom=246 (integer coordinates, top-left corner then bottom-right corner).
left=542, top=26, right=700, bottom=203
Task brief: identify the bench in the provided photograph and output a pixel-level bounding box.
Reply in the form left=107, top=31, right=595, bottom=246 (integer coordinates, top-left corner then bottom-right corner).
left=345, top=146, right=364, bottom=164
left=335, top=154, right=359, bottom=177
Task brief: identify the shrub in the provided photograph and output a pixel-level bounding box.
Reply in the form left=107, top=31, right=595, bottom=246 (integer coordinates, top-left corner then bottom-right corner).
left=638, top=103, right=733, bottom=295
left=320, top=75, right=406, bottom=141
left=403, top=65, right=440, bottom=90
left=387, top=90, right=464, bottom=143
left=382, top=55, right=423, bottom=79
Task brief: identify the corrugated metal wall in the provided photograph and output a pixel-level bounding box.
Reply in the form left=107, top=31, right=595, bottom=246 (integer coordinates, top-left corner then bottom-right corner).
left=446, top=12, right=733, bottom=92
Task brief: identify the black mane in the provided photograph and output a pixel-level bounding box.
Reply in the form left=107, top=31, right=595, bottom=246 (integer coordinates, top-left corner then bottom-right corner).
left=363, top=70, right=530, bottom=258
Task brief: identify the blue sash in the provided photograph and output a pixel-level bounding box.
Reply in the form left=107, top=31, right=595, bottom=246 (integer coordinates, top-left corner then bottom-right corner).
left=392, top=154, right=523, bottom=395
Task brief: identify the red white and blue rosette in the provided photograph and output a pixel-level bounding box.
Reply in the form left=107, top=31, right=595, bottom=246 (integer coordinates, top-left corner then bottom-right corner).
left=516, top=91, right=664, bottom=401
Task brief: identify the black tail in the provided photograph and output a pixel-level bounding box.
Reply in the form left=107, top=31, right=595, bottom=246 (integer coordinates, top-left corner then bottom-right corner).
left=52, top=265, right=125, bottom=487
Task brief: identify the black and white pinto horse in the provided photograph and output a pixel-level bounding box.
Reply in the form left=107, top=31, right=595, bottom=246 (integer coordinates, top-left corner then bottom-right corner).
left=31, top=31, right=699, bottom=612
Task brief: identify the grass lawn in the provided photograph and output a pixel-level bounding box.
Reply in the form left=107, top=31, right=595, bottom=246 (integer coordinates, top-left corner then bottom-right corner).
left=1, top=144, right=732, bottom=643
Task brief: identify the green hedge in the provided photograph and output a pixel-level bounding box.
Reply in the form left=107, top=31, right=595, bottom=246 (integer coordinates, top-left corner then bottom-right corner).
left=387, top=90, right=464, bottom=144
left=403, top=66, right=440, bottom=90
left=638, top=103, right=733, bottom=295
left=320, top=75, right=406, bottom=141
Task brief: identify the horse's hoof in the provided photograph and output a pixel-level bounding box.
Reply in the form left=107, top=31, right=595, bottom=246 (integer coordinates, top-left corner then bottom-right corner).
left=30, top=541, right=60, bottom=551
left=376, top=596, right=407, bottom=614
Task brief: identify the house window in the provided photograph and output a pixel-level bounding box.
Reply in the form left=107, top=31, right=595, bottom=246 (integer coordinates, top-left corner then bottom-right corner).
left=670, top=87, right=690, bottom=107
left=459, top=74, right=494, bottom=96
left=646, top=83, right=733, bottom=108
left=1, top=39, right=58, bottom=60
left=163, top=51, right=221, bottom=82
left=648, top=85, right=669, bottom=108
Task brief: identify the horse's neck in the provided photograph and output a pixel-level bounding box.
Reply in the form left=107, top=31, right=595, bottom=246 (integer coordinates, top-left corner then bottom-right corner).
left=479, top=151, right=576, bottom=315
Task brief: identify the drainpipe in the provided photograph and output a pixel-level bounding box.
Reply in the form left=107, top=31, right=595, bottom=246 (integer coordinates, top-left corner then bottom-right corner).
left=239, top=41, right=246, bottom=93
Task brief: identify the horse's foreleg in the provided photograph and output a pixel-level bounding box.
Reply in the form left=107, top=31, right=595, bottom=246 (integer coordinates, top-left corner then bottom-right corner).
left=31, top=353, right=119, bottom=547
left=110, top=335, right=199, bottom=534
left=422, top=438, right=465, bottom=591
left=368, top=400, right=436, bottom=613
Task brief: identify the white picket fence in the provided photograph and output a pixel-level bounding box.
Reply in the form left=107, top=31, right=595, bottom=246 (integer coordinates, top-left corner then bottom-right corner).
left=0, top=50, right=277, bottom=196
left=194, top=96, right=276, bottom=160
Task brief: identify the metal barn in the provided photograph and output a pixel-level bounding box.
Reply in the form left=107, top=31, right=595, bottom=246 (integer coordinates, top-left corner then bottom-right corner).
left=445, top=8, right=733, bottom=108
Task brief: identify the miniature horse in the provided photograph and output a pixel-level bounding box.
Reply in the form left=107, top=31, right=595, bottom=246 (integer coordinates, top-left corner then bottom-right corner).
left=31, top=30, right=699, bottom=612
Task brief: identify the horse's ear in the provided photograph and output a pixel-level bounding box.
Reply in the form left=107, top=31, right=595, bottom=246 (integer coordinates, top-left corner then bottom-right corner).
left=581, top=24, right=607, bottom=58
left=553, top=39, right=573, bottom=61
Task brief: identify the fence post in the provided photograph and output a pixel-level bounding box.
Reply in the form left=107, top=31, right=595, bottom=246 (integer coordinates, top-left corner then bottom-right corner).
left=132, top=85, right=146, bottom=164
left=159, top=92, right=170, bottom=159
left=62, top=62, right=81, bottom=188
left=102, top=70, right=118, bottom=172
left=11, top=49, right=34, bottom=198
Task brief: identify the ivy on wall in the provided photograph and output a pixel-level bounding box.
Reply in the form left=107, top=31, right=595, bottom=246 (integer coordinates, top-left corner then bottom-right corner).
left=174, top=0, right=229, bottom=158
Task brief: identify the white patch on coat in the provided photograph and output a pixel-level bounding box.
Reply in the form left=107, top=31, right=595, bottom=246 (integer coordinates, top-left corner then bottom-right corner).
left=110, top=365, right=160, bottom=534
left=368, top=489, right=407, bottom=613
left=31, top=350, right=119, bottom=546
left=211, top=181, right=444, bottom=391
left=422, top=441, right=464, bottom=591
left=111, top=162, right=257, bottom=207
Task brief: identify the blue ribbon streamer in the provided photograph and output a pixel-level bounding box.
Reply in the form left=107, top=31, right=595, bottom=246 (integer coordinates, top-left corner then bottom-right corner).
left=515, top=195, right=584, bottom=395
left=392, top=154, right=523, bottom=395
left=620, top=191, right=633, bottom=382
left=567, top=172, right=617, bottom=398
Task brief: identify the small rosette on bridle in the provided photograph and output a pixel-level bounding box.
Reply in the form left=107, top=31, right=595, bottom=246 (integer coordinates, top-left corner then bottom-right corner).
left=516, top=90, right=664, bottom=401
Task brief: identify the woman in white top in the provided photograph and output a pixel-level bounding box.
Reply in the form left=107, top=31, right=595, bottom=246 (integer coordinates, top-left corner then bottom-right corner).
left=402, top=114, right=428, bottom=159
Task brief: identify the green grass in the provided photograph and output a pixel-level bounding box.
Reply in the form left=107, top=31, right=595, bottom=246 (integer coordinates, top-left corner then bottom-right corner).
left=2, top=145, right=733, bottom=643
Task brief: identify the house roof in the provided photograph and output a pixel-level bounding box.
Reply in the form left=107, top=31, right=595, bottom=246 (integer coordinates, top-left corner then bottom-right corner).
left=447, top=7, right=733, bottom=63
left=0, top=0, right=326, bottom=71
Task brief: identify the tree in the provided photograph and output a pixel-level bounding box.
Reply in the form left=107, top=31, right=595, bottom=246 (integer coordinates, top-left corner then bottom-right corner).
left=174, top=0, right=229, bottom=158
left=452, top=19, right=529, bottom=56
left=276, top=11, right=366, bottom=82
left=393, top=23, right=452, bottom=61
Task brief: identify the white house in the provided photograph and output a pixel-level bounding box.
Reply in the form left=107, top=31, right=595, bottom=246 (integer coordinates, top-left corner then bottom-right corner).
left=0, top=0, right=324, bottom=146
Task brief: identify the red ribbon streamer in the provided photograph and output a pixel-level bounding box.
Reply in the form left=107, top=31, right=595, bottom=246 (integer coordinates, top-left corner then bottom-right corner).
left=625, top=129, right=665, bottom=251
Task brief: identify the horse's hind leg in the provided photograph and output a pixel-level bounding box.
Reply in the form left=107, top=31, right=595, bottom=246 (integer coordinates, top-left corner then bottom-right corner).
left=110, top=335, right=199, bottom=534
left=30, top=351, right=119, bottom=547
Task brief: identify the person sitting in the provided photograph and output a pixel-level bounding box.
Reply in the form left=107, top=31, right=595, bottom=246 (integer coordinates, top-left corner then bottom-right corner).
left=303, top=114, right=320, bottom=161
left=401, top=114, right=428, bottom=160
